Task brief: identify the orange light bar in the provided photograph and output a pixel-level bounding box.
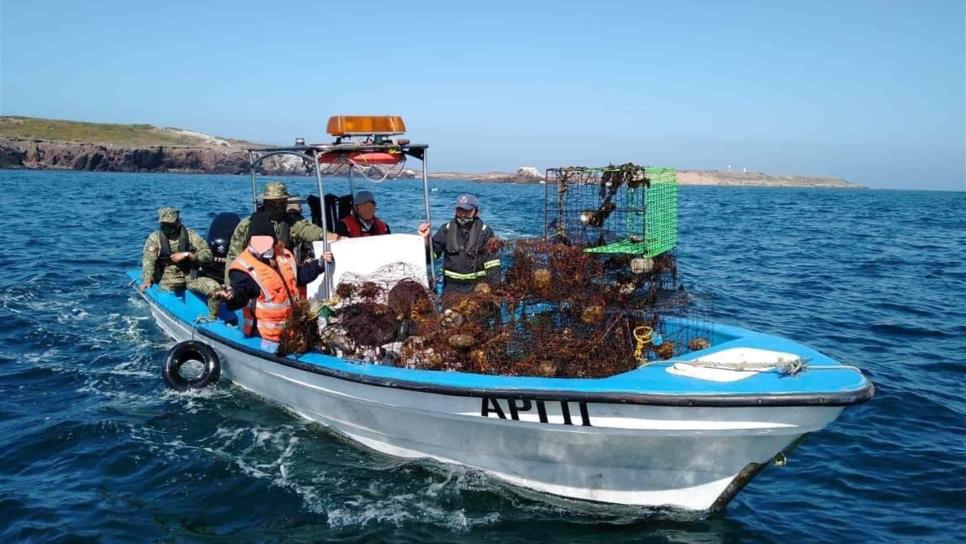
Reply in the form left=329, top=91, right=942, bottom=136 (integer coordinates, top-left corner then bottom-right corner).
left=326, top=115, right=406, bottom=137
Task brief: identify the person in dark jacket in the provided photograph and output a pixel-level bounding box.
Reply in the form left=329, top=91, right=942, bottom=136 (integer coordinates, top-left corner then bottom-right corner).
left=216, top=212, right=332, bottom=342
left=418, top=193, right=501, bottom=295
left=335, top=190, right=391, bottom=238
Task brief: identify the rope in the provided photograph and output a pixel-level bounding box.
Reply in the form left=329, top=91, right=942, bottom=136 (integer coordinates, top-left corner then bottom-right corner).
left=672, top=358, right=863, bottom=377
left=348, top=157, right=407, bottom=183
left=676, top=357, right=809, bottom=376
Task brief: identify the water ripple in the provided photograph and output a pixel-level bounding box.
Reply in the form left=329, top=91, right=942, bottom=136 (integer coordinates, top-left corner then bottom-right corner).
left=0, top=171, right=963, bottom=543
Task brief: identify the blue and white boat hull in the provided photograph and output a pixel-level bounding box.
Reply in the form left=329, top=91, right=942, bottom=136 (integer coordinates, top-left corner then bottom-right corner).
left=132, top=275, right=872, bottom=511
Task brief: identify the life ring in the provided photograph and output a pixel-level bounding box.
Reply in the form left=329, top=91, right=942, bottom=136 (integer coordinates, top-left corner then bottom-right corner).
left=163, top=341, right=221, bottom=391
left=317, top=151, right=402, bottom=166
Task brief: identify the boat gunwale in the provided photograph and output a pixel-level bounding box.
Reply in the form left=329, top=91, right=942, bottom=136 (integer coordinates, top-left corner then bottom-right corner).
left=195, top=324, right=874, bottom=407
left=132, top=280, right=874, bottom=408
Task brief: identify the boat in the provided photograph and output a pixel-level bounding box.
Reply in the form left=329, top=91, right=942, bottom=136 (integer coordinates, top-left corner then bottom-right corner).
left=130, top=116, right=874, bottom=512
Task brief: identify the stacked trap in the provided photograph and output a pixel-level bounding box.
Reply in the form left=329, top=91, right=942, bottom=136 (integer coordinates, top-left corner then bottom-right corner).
left=546, top=164, right=678, bottom=258
left=279, top=163, right=714, bottom=377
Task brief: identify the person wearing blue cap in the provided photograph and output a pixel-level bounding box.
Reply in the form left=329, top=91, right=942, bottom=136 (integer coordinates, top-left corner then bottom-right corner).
left=418, top=193, right=501, bottom=295
left=335, top=190, right=391, bottom=238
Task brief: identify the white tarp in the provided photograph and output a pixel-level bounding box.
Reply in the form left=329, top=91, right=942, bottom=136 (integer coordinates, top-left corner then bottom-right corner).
left=305, top=233, right=429, bottom=300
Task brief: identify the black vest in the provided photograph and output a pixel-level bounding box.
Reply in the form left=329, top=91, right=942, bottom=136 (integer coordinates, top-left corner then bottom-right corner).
left=158, top=228, right=189, bottom=264
left=445, top=218, right=484, bottom=257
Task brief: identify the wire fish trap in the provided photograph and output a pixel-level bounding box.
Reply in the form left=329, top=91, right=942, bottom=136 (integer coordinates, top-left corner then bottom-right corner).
left=290, top=236, right=711, bottom=378
left=276, top=299, right=323, bottom=357
left=426, top=242, right=704, bottom=375
left=311, top=262, right=440, bottom=360
left=545, top=164, right=678, bottom=258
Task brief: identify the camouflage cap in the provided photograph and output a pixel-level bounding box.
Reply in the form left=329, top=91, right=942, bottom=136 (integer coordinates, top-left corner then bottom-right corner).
left=261, top=182, right=290, bottom=200
left=158, top=207, right=180, bottom=223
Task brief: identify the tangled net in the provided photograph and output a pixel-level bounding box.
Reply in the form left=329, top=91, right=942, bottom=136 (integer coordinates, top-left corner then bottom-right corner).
left=276, top=299, right=322, bottom=357
left=277, top=240, right=712, bottom=378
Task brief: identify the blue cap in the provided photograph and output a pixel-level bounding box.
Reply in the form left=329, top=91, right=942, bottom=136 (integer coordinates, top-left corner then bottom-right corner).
left=455, top=193, right=479, bottom=210
left=354, top=190, right=376, bottom=205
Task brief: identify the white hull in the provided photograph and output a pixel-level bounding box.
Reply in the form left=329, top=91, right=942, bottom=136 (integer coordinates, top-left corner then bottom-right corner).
left=150, top=306, right=841, bottom=511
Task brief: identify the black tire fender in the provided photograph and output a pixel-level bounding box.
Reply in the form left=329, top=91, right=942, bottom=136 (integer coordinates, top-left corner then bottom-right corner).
left=163, top=340, right=221, bottom=391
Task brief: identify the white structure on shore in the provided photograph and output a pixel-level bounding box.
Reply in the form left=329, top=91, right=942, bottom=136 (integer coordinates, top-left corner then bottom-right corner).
left=517, top=166, right=543, bottom=180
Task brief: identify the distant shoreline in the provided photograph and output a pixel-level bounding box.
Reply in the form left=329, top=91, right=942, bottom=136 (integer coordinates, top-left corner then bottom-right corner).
left=428, top=170, right=862, bottom=188
left=1, top=116, right=863, bottom=189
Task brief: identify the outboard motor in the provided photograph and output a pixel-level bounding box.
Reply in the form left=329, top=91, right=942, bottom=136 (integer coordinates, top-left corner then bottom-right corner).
left=201, top=212, right=241, bottom=278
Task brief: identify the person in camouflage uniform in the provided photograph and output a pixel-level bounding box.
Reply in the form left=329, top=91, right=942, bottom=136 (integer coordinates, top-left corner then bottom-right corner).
left=140, top=207, right=222, bottom=317
left=224, top=182, right=339, bottom=283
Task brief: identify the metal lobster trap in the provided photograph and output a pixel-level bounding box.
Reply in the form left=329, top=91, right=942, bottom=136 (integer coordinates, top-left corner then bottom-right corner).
left=544, top=164, right=678, bottom=258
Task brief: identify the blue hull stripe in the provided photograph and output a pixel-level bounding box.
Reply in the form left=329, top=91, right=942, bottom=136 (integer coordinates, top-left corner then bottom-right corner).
left=128, top=270, right=874, bottom=406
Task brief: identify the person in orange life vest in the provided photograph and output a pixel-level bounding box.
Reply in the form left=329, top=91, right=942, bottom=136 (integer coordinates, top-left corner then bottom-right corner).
left=218, top=212, right=332, bottom=342
left=334, top=190, right=391, bottom=238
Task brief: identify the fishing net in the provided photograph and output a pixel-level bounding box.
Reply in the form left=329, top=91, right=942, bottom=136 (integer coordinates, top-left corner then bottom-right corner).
left=276, top=299, right=323, bottom=357
left=278, top=240, right=713, bottom=377
left=275, top=162, right=707, bottom=377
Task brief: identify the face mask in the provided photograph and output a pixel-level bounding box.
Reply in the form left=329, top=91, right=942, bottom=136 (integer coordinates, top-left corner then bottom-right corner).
left=260, top=246, right=275, bottom=259
left=160, top=224, right=178, bottom=237
left=455, top=216, right=473, bottom=227
left=263, top=200, right=287, bottom=220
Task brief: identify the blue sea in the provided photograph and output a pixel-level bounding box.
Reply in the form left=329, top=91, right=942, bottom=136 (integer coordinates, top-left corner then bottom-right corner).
left=1, top=170, right=964, bottom=543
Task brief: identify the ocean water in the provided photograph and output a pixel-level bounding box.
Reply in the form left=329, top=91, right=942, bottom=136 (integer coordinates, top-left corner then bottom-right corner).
left=1, top=170, right=964, bottom=543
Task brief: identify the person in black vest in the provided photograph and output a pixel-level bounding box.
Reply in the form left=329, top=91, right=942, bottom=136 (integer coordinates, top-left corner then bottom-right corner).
left=335, top=190, right=391, bottom=238
left=418, top=193, right=501, bottom=294
left=140, top=207, right=222, bottom=317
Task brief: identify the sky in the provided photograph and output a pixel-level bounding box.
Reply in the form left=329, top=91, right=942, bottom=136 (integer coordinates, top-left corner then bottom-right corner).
left=1, top=0, right=963, bottom=190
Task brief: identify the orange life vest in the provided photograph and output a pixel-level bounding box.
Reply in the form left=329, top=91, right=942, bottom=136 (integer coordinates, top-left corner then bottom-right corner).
left=340, top=214, right=389, bottom=238
left=228, top=245, right=300, bottom=342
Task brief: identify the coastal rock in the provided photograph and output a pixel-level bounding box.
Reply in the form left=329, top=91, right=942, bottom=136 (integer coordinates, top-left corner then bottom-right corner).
left=516, top=166, right=543, bottom=180
left=0, top=137, right=312, bottom=175
left=676, top=169, right=857, bottom=188
left=0, top=143, right=24, bottom=168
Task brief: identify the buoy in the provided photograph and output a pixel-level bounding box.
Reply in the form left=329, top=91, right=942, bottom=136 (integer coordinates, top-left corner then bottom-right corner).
left=163, top=341, right=221, bottom=391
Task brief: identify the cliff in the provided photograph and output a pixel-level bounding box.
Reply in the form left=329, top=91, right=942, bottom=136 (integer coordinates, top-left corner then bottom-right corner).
left=0, top=116, right=306, bottom=175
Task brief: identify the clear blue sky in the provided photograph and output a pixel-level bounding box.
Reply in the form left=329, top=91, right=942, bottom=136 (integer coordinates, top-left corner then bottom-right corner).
left=2, top=0, right=963, bottom=190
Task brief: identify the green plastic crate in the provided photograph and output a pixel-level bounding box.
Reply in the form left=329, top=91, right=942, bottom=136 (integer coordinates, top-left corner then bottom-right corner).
left=643, top=166, right=677, bottom=257
left=584, top=166, right=677, bottom=258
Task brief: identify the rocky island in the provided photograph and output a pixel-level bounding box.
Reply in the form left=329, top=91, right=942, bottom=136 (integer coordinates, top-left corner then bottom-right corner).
left=0, top=116, right=309, bottom=175
left=0, top=116, right=862, bottom=188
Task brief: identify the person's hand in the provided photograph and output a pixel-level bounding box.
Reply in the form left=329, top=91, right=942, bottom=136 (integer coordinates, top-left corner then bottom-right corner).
left=321, top=251, right=333, bottom=263
left=214, top=286, right=233, bottom=300
left=417, top=222, right=431, bottom=238
left=139, top=280, right=151, bottom=292
left=170, top=251, right=191, bottom=264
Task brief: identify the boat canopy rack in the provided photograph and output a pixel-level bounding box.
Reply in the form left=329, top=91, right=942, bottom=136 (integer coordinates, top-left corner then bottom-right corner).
left=243, top=116, right=434, bottom=299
